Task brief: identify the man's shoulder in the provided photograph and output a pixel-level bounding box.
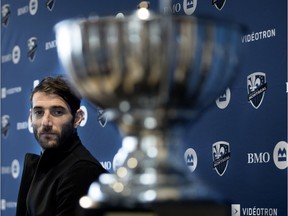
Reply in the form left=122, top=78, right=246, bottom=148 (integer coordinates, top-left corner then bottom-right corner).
left=72, top=143, right=97, bottom=161
left=24, top=153, right=40, bottom=166
left=70, top=143, right=108, bottom=172
left=64, top=147, right=108, bottom=180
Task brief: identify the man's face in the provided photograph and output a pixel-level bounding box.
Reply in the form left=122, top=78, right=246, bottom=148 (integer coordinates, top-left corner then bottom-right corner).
left=30, top=92, right=75, bottom=150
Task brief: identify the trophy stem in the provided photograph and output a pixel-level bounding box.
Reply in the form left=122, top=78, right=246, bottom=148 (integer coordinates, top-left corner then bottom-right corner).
left=89, top=111, right=218, bottom=206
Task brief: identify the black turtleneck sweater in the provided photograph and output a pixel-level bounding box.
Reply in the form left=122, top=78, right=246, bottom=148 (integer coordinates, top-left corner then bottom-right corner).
left=15, top=134, right=108, bottom=216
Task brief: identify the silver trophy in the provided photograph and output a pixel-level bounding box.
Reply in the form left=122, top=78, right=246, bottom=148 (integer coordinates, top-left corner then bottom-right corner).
left=55, top=4, right=243, bottom=209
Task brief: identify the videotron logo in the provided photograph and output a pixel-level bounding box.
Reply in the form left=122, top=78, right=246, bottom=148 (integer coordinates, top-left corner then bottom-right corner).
left=231, top=204, right=278, bottom=216
left=231, top=204, right=240, bottom=216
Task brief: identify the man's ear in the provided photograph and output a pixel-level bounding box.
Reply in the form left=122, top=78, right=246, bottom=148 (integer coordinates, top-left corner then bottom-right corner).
left=74, top=109, right=84, bottom=128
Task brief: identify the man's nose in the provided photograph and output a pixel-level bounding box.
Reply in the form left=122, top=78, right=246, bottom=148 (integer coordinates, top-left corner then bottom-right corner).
left=41, top=112, right=52, bottom=127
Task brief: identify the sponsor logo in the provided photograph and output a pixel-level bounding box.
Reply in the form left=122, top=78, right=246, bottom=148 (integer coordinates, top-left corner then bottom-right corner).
left=1, top=115, right=10, bottom=138
left=247, top=72, right=267, bottom=109
left=1, top=4, right=11, bottom=27
left=97, top=108, right=107, bottom=127
left=247, top=141, right=287, bottom=169
left=1, top=199, right=17, bottom=210
left=45, top=40, right=57, bottom=50
left=183, top=0, right=197, bottom=15
left=2, top=45, right=21, bottom=64
left=1, top=88, right=5, bottom=98
left=216, top=88, right=231, bottom=109
left=212, top=141, right=231, bottom=176
left=273, top=141, right=288, bottom=169
left=231, top=204, right=240, bottom=216
left=46, top=0, right=56, bottom=11
left=17, top=5, right=29, bottom=16
left=1, top=53, right=12, bottom=63
left=1, top=159, right=20, bottom=179
left=17, top=0, right=38, bottom=16
left=29, top=0, right=38, bottom=15
left=1, top=86, right=22, bottom=99
left=241, top=29, right=276, bottom=43
left=17, top=121, right=29, bottom=130
left=27, top=37, right=38, bottom=62
left=12, top=45, right=21, bottom=64
left=100, top=161, right=112, bottom=170
left=0, top=199, right=5, bottom=210
left=184, top=148, right=197, bottom=172
left=162, top=0, right=197, bottom=15
left=212, top=0, right=226, bottom=10
left=11, top=159, right=20, bottom=178
left=247, top=152, right=270, bottom=164
left=231, top=204, right=278, bottom=216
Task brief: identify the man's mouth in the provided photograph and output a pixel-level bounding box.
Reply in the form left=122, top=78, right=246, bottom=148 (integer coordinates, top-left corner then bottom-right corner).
left=40, top=132, right=56, bottom=139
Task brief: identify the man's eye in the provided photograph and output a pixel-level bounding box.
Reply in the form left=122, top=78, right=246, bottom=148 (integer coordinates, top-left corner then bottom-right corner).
left=34, top=110, right=43, bottom=115
left=52, top=109, right=64, bottom=116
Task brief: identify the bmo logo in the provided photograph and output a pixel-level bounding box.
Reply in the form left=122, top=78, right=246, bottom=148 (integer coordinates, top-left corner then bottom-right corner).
left=247, top=152, right=270, bottom=164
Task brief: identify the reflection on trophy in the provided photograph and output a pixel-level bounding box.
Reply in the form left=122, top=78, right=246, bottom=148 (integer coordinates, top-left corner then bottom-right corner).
left=55, top=1, right=243, bottom=213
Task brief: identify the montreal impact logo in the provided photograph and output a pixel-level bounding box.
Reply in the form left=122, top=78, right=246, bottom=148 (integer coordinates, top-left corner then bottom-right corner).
left=46, top=0, right=56, bottom=11
left=1, top=115, right=10, bottom=138
left=247, top=72, right=267, bottom=109
left=97, top=108, right=107, bottom=127
left=212, top=141, right=231, bottom=176
left=27, top=37, right=38, bottom=62
left=1, top=4, right=11, bottom=27
left=212, top=0, right=226, bottom=10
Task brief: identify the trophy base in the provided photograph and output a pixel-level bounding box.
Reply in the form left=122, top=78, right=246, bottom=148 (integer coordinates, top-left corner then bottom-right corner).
left=77, top=200, right=229, bottom=216
left=86, top=171, right=222, bottom=204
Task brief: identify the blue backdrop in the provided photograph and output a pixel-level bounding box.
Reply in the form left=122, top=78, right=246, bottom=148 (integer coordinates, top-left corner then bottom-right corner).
left=1, top=0, right=287, bottom=215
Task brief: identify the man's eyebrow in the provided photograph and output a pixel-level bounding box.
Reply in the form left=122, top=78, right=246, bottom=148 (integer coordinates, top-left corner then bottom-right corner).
left=50, top=106, right=66, bottom=109
left=32, top=105, right=66, bottom=110
left=32, top=106, right=43, bottom=110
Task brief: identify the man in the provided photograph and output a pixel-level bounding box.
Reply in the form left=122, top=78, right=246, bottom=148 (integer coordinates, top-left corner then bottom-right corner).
left=16, top=75, right=108, bottom=216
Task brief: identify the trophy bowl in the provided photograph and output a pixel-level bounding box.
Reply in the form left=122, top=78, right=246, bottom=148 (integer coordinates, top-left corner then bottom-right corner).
left=55, top=8, right=243, bottom=207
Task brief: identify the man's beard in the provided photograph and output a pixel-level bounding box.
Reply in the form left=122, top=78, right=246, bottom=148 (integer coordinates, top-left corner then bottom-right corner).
left=33, top=122, right=75, bottom=150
